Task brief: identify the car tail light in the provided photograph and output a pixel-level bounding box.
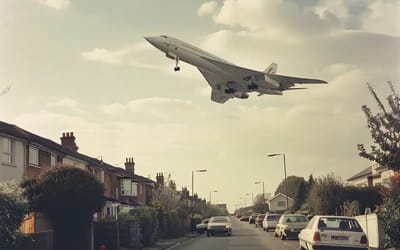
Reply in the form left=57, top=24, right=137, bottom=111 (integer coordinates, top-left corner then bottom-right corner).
left=313, top=232, right=321, bottom=241
left=360, top=235, right=368, bottom=244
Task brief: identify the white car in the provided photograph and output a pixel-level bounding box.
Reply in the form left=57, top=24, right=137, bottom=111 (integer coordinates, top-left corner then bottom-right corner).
left=206, top=216, right=232, bottom=237
left=262, top=214, right=281, bottom=232
left=299, top=215, right=368, bottom=250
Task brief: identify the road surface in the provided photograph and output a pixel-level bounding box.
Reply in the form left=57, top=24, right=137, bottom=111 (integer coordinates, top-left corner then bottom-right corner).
left=173, top=217, right=299, bottom=250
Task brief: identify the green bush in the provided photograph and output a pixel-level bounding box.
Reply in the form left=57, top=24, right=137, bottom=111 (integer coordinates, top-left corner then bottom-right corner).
left=129, top=206, right=158, bottom=246
left=21, top=166, right=105, bottom=250
left=0, top=180, right=28, bottom=248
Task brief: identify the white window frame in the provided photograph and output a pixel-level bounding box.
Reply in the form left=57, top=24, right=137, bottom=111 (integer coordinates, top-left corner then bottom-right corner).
left=277, top=200, right=286, bottom=207
left=51, top=154, right=56, bottom=166
left=2, top=137, right=15, bottom=166
left=29, top=146, right=39, bottom=167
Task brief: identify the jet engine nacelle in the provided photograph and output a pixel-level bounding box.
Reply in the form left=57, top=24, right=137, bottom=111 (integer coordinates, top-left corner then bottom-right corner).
left=263, top=75, right=280, bottom=89
left=234, top=92, right=249, bottom=99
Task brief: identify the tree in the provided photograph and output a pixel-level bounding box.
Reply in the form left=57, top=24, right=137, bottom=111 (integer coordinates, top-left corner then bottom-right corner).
left=307, top=174, right=344, bottom=215
left=0, top=180, right=28, bottom=247
left=378, top=173, right=400, bottom=249
left=21, top=166, right=105, bottom=250
left=275, top=175, right=307, bottom=211
left=253, top=194, right=268, bottom=214
left=357, top=82, right=400, bottom=171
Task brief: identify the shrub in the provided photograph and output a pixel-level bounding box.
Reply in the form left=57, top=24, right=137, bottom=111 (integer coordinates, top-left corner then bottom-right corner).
left=0, top=180, right=28, bottom=247
left=129, top=206, right=158, bottom=246
left=21, top=166, right=105, bottom=250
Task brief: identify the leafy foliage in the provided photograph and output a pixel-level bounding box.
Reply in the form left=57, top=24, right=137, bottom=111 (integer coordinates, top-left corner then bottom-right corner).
left=0, top=180, right=28, bottom=247
left=252, top=194, right=268, bottom=214
left=21, top=166, right=105, bottom=250
left=129, top=206, right=159, bottom=246
left=307, top=174, right=382, bottom=216
left=378, top=173, right=400, bottom=249
left=357, top=82, right=400, bottom=171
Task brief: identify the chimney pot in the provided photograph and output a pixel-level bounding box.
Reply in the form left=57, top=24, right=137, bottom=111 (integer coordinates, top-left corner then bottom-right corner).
left=60, top=131, right=78, bottom=151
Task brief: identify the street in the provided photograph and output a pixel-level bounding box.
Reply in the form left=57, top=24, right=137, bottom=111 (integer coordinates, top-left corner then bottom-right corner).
left=173, top=217, right=299, bottom=250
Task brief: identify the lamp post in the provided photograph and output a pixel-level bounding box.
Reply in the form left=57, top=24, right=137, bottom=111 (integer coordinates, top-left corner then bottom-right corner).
left=191, top=169, right=207, bottom=233
left=254, top=181, right=265, bottom=212
left=209, top=190, right=218, bottom=204
left=267, top=153, right=289, bottom=211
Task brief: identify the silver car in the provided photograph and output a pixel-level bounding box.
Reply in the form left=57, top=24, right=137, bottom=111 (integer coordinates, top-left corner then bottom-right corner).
left=262, top=214, right=281, bottom=232
left=206, top=216, right=232, bottom=237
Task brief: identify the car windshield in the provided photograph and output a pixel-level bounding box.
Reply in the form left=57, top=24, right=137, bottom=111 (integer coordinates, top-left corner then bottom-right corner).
left=318, top=218, right=363, bottom=232
left=267, top=215, right=281, bottom=221
left=284, top=215, right=307, bottom=223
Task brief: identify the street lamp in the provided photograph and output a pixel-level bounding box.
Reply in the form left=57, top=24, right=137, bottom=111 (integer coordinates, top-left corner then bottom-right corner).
left=191, top=169, right=207, bottom=233
left=254, top=181, right=265, bottom=212
left=209, top=190, right=218, bottom=204
left=267, top=153, right=289, bottom=211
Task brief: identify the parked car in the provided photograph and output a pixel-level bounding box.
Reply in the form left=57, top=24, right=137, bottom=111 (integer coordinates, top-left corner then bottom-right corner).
left=299, top=215, right=368, bottom=250
left=196, top=218, right=210, bottom=234
left=255, top=214, right=265, bottom=227
left=239, top=216, right=249, bottom=222
left=262, top=214, right=281, bottom=232
left=207, top=216, right=232, bottom=237
left=249, top=214, right=258, bottom=224
left=274, top=214, right=308, bottom=240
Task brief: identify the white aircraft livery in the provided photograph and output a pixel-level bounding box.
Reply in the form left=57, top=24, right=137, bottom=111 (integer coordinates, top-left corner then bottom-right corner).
left=145, top=35, right=327, bottom=104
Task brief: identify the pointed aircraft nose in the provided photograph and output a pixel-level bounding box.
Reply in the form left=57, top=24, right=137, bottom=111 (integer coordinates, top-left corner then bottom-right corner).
left=144, top=36, right=158, bottom=47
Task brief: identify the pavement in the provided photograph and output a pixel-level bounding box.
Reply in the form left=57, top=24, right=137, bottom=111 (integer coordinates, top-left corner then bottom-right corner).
left=143, top=233, right=200, bottom=250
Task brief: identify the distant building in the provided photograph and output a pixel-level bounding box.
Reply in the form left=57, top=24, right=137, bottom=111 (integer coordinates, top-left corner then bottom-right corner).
left=347, top=163, right=396, bottom=188
left=267, top=193, right=294, bottom=213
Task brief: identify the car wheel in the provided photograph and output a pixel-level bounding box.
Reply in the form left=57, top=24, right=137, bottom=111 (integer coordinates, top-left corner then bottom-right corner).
left=279, top=233, right=286, bottom=240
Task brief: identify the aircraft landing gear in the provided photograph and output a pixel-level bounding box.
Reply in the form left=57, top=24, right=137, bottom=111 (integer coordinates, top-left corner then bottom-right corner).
left=174, top=56, right=180, bottom=71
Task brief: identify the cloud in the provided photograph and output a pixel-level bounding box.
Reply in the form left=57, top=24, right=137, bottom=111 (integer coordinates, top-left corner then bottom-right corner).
left=48, top=98, right=78, bottom=108
left=81, top=42, right=151, bottom=65
left=198, top=1, right=218, bottom=17
left=99, top=103, right=127, bottom=115
left=35, top=0, right=70, bottom=10
left=212, top=0, right=340, bottom=40
left=363, top=0, right=400, bottom=36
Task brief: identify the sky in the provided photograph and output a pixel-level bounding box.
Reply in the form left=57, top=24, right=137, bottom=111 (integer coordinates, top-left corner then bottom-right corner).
left=1, top=0, right=399, bottom=212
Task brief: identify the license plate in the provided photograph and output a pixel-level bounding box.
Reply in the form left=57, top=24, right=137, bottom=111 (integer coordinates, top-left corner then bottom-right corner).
left=331, top=236, right=348, bottom=240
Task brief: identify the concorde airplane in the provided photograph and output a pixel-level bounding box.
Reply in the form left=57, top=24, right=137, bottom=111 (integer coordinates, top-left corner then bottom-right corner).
left=145, top=35, right=327, bottom=104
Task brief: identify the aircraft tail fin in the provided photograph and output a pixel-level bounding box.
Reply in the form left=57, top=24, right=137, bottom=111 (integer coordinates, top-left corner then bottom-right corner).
left=264, top=63, right=277, bottom=74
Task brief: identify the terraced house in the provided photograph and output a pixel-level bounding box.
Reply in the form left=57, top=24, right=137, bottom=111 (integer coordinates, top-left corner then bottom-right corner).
left=0, top=120, right=157, bottom=233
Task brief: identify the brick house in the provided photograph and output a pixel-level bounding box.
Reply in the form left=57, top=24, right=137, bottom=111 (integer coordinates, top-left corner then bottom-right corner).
left=0, top=120, right=157, bottom=231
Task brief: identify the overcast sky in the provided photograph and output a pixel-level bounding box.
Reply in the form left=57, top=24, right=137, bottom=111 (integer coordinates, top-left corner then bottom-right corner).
left=1, top=0, right=399, bottom=211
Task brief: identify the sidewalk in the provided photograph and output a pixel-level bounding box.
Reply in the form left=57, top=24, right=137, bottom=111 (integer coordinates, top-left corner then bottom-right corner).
left=144, top=233, right=200, bottom=250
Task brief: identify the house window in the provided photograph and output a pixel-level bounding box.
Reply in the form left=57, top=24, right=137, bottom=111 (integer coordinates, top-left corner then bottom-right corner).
left=120, top=179, right=138, bottom=196
left=29, top=146, right=39, bottom=167
left=2, top=137, right=15, bottom=165
left=51, top=155, right=56, bottom=166
left=277, top=201, right=286, bottom=207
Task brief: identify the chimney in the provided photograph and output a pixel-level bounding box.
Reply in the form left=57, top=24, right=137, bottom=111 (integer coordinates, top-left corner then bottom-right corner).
left=60, top=132, right=79, bottom=151
left=156, top=173, right=164, bottom=188
left=124, top=157, right=135, bottom=175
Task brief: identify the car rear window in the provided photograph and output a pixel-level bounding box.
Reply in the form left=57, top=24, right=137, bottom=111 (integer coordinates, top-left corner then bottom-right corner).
left=267, top=215, right=281, bottom=221
left=318, top=218, right=363, bottom=232
left=284, top=215, right=308, bottom=222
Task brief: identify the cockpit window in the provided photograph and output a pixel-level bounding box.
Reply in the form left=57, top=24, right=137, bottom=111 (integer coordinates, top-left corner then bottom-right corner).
left=160, top=35, right=168, bottom=38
